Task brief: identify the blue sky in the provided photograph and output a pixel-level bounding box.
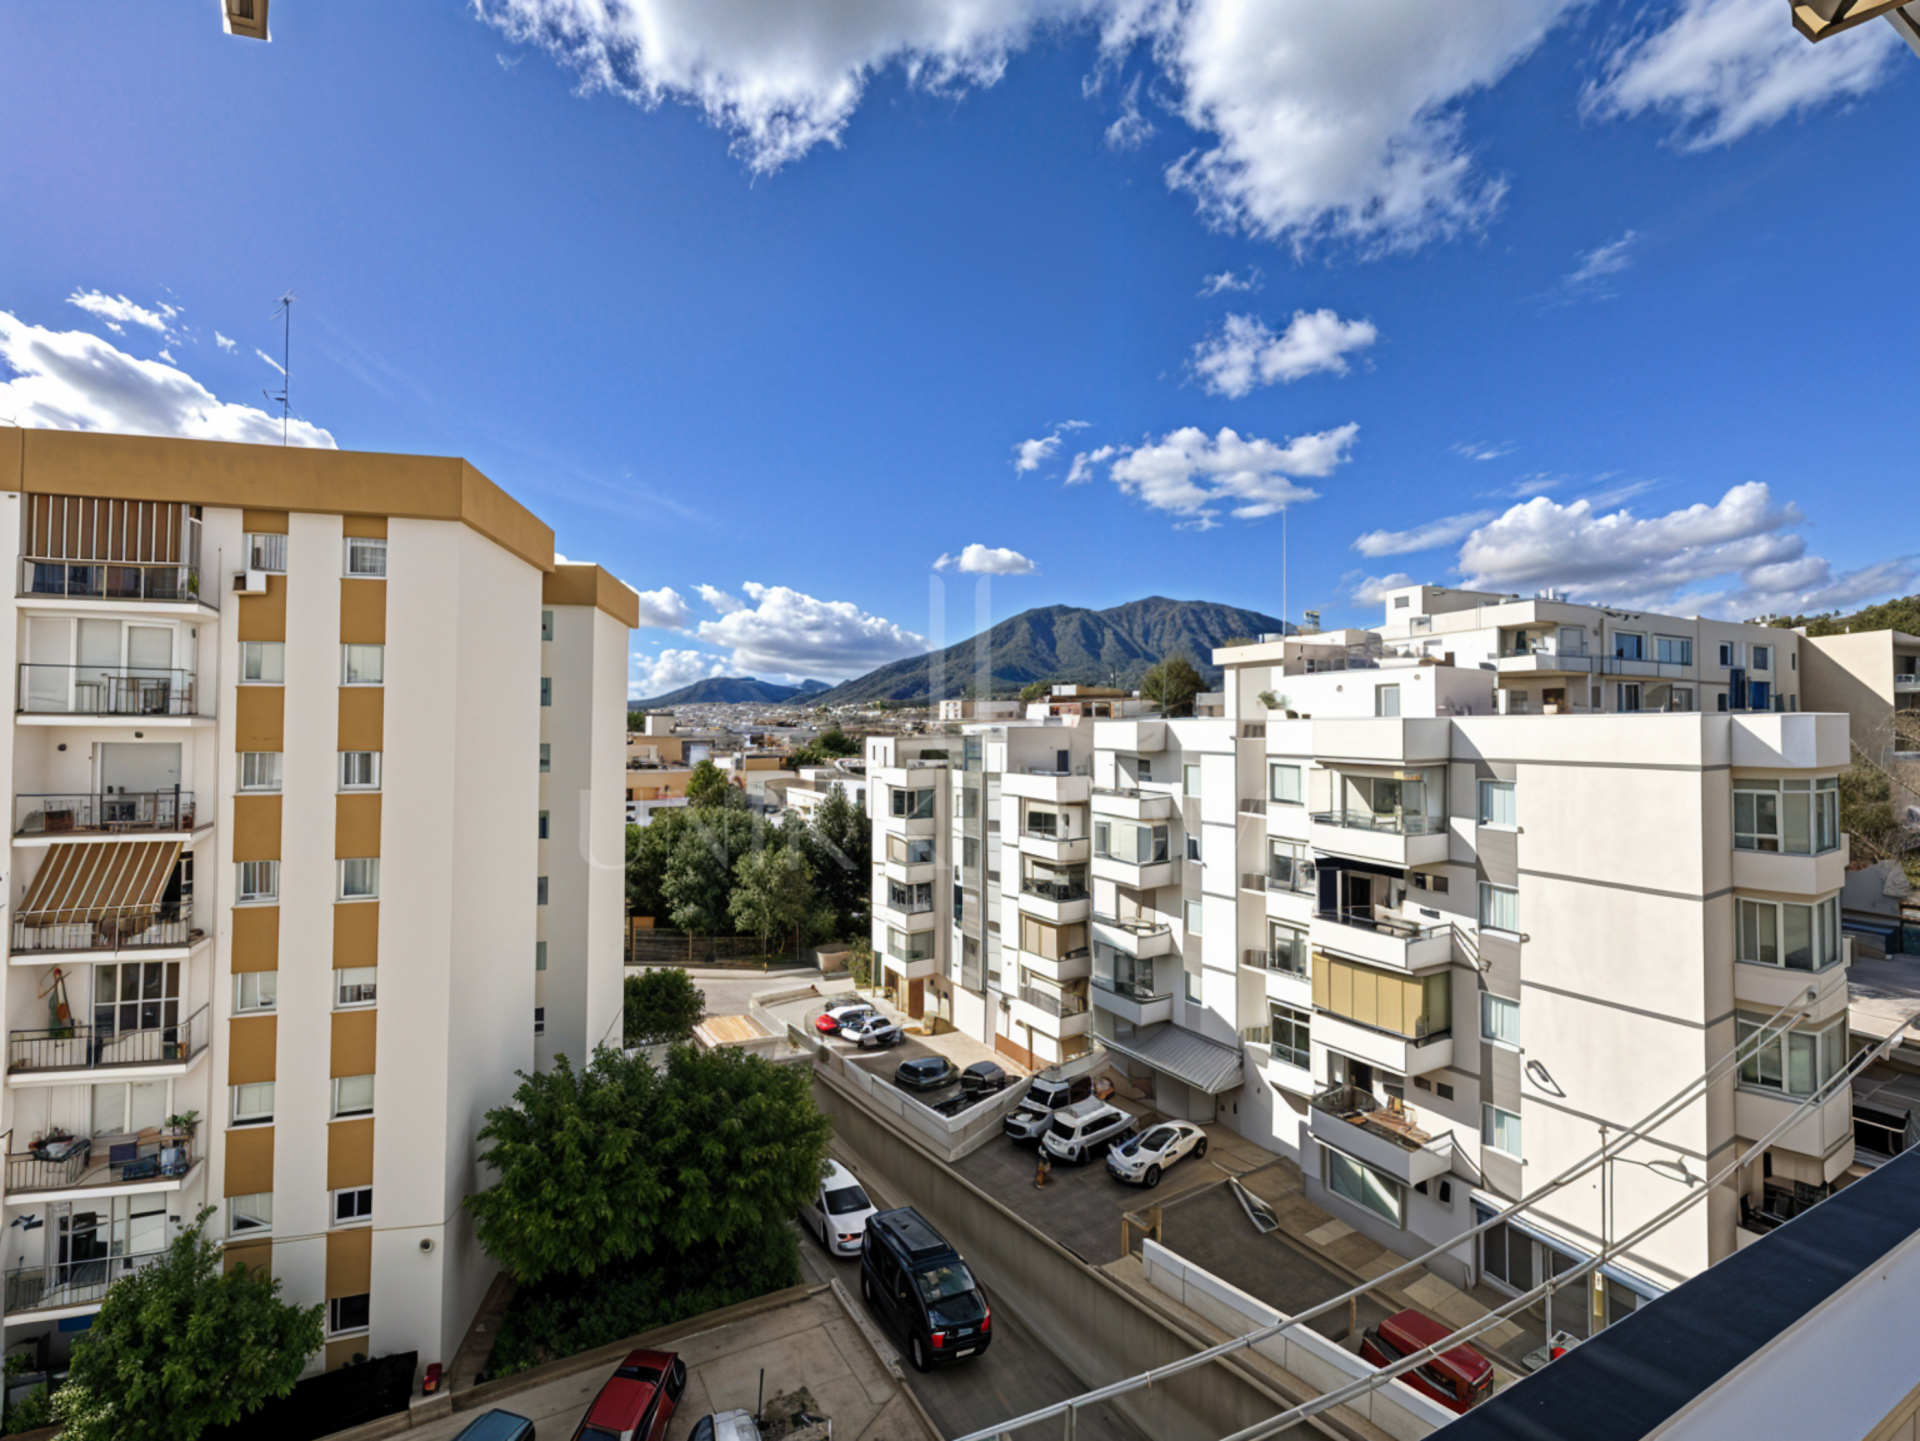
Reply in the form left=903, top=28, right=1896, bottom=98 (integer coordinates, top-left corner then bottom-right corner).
left=3, top=2, right=1916, bottom=694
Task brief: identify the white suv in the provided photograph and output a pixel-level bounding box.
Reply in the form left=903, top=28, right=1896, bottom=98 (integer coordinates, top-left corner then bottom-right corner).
left=1040, top=1099, right=1135, bottom=1164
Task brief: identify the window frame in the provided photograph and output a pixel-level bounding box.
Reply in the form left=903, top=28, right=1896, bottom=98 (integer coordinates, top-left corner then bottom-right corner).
left=335, top=966, right=378, bottom=1009
left=1654, top=635, right=1693, bottom=666
left=330, top=1073, right=375, bottom=1120
left=1325, top=1148, right=1403, bottom=1226
left=338, top=751, right=381, bottom=791
left=337, top=857, right=380, bottom=902
left=343, top=536, right=388, bottom=578
left=1183, top=969, right=1202, bottom=1003
left=1270, top=1001, right=1310, bottom=1069
left=1183, top=899, right=1203, bottom=935
left=541, top=609, right=554, bottom=642
left=1477, top=779, right=1517, bottom=829
left=1612, top=631, right=1646, bottom=662
left=238, top=751, right=283, bottom=794
left=539, top=743, right=551, bottom=773
left=537, top=875, right=549, bottom=906
left=230, top=1081, right=274, bottom=1126
left=1182, top=763, right=1202, bottom=796
left=1374, top=683, right=1401, bottom=718
left=341, top=643, right=385, bottom=687
left=534, top=941, right=547, bottom=972
left=1735, top=894, right=1841, bottom=971
left=327, top=1293, right=371, bottom=1339
left=239, top=641, right=285, bottom=685
left=245, top=533, right=287, bottom=574
left=233, top=970, right=278, bottom=1014
left=534, top=1005, right=546, bottom=1036
left=236, top=860, right=279, bottom=905
left=229, top=1192, right=273, bottom=1237
left=1480, top=992, right=1521, bottom=1049
left=1268, top=763, right=1303, bottom=806
left=540, top=676, right=552, bottom=708
left=1482, top=1103, right=1523, bottom=1158
left=1479, top=881, right=1519, bottom=935
left=331, top=1186, right=373, bottom=1228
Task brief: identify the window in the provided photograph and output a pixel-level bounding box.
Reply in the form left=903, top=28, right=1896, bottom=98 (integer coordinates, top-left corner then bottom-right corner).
left=540, top=677, right=552, bottom=707
left=237, top=860, right=279, bottom=904
left=1751, top=644, right=1772, bottom=672
left=246, top=533, right=287, bottom=573
left=889, top=787, right=935, bottom=819
left=331, top=1074, right=375, bottom=1119
left=1654, top=635, right=1693, bottom=666
left=1719, top=642, right=1736, bottom=667
left=1183, top=763, right=1202, bottom=796
left=238, top=751, right=282, bottom=793
left=1267, top=840, right=1316, bottom=894
left=1411, top=871, right=1449, bottom=894
left=231, top=1082, right=274, bottom=1126
left=1266, top=922, right=1308, bottom=977
left=537, top=876, right=549, bottom=906
left=1736, top=1011, right=1846, bottom=1097
left=332, top=1187, right=373, bottom=1226
left=1478, top=780, right=1517, bottom=828
left=338, top=858, right=379, bottom=901
left=534, top=1006, right=546, bottom=1036
left=1375, top=684, right=1401, bottom=718
left=1618, top=683, right=1641, bottom=712
left=1735, top=778, right=1840, bottom=854
left=539, top=810, right=550, bottom=840
left=240, top=641, right=284, bottom=684
left=229, top=1193, right=272, bottom=1236
left=1184, top=970, right=1202, bottom=1003
left=342, top=644, right=384, bottom=686
left=343, top=537, right=387, bottom=577
left=234, top=971, right=278, bottom=1013
left=1670, top=687, right=1695, bottom=712
left=1482, top=1104, right=1522, bottom=1158
left=1751, top=680, right=1772, bottom=711
left=1270, top=1003, right=1310, bottom=1069
left=1558, top=626, right=1585, bottom=654
left=535, top=941, right=547, bottom=971
left=539, top=743, right=551, bottom=773
left=1326, top=1149, right=1403, bottom=1226
left=1136, top=760, right=1153, bottom=783
left=1185, top=832, right=1201, bottom=862
left=541, top=609, right=554, bottom=642
left=328, top=1294, right=370, bottom=1338
left=1736, top=896, right=1841, bottom=971
left=1094, top=821, right=1168, bottom=864
left=339, top=751, right=381, bottom=790
left=1183, top=900, right=1203, bottom=935
left=1613, top=632, right=1645, bottom=661
left=1269, top=764, right=1303, bottom=805
left=335, top=967, right=377, bottom=1007
left=1481, top=993, right=1521, bottom=1048
left=1393, top=595, right=1410, bottom=609
left=1479, top=882, right=1519, bottom=934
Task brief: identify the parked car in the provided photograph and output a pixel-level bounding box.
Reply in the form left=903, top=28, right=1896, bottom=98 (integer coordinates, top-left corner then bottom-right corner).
left=859, top=1207, right=992, bottom=1373
left=453, top=1412, right=536, bottom=1441
left=842, top=1012, right=905, bottom=1049
left=804, top=1158, right=877, bottom=1256
left=687, top=1412, right=760, bottom=1441
left=1040, top=1099, right=1135, bottom=1164
left=1357, top=1310, right=1494, bottom=1416
left=568, top=1350, right=687, bottom=1441
left=895, top=1056, right=960, bottom=1092
left=960, top=1060, right=1010, bottom=1095
left=1106, top=1121, right=1207, bottom=1187
left=816, top=1002, right=877, bottom=1035
left=1002, top=1070, right=1096, bottom=1144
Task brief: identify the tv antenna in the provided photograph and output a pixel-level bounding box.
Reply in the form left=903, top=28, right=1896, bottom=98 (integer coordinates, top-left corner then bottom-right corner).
left=264, top=292, right=294, bottom=445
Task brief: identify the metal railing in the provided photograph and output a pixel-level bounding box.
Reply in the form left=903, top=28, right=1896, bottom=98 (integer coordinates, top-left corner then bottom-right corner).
left=1314, top=908, right=1447, bottom=942
left=1093, top=912, right=1169, bottom=936
left=6, top=1134, right=196, bottom=1194
left=16, top=790, right=196, bottom=836
left=1020, top=878, right=1089, bottom=903
left=1895, top=674, right=1920, bottom=691
left=18, top=665, right=199, bottom=717
left=1243, top=947, right=1308, bottom=977
left=1091, top=785, right=1148, bottom=799
left=1310, top=810, right=1446, bottom=837
left=886, top=944, right=932, bottom=964
left=1091, top=975, right=1168, bottom=1002
left=882, top=892, right=934, bottom=915
left=20, top=558, right=204, bottom=604
left=1309, top=1084, right=1453, bottom=1152
left=1012, top=760, right=1091, bottom=777
left=1240, top=724, right=1267, bottom=739
left=4, top=1248, right=169, bottom=1316
left=1240, top=873, right=1272, bottom=892
left=1018, top=985, right=1089, bottom=1019
left=11, top=901, right=195, bottom=955
left=1239, top=798, right=1267, bottom=815
left=9, top=1003, right=209, bottom=1074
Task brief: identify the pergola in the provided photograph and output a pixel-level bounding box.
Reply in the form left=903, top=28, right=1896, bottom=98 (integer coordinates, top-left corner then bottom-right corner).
left=1792, top=0, right=1920, bottom=52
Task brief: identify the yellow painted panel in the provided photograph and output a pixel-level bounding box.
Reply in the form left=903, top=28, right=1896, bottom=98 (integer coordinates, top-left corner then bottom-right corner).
left=335, top=794, right=382, bottom=859
left=338, top=687, right=383, bottom=752
left=237, top=574, right=287, bottom=643
left=230, top=905, right=279, bottom=973
left=235, top=686, right=285, bottom=752
left=228, top=1015, right=277, bottom=1085
left=232, top=795, right=282, bottom=862
left=224, top=1239, right=272, bottom=1276
left=325, top=1225, right=373, bottom=1299
left=333, top=901, right=378, bottom=967
left=327, top=1118, right=375, bottom=1190
left=330, top=1009, right=377, bottom=1079
left=224, top=1125, right=275, bottom=1195
left=339, top=579, right=386, bottom=645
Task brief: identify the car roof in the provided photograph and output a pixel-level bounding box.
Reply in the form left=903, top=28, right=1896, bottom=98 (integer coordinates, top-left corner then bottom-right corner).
left=1380, top=1311, right=1492, bottom=1383
left=871, top=1207, right=954, bottom=1261
left=963, top=1060, right=1004, bottom=1075
left=1060, top=1098, right=1114, bottom=1120
left=903, top=1054, right=948, bottom=1070
left=451, top=1411, right=534, bottom=1441
left=822, top=1158, right=854, bottom=1187
left=709, top=1411, right=761, bottom=1441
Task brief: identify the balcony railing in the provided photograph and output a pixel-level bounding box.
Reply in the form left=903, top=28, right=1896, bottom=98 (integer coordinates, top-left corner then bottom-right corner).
left=6, top=1134, right=196, bottom=1194
left=1240, top=724, right=1267, bottom=739
left=18, top=665, right=199, bottom=717
left=1021, top=879, right=1089, bottom=903
left=1310, top=1084, right=1437, bottom=1150
left=1092, top=975, right=1167, bottom=1002
left=1093, top=912, right=1168, bottom=936
left=1895, top=675, right=1920, bottom=691
left=20, top=559, right=204, bottom=604
left=1241, top=873, right=1273, bottom=892
left=9, top=1003, right=209, bottom=1074
left=1310, top=810, right=1446, bottom=837
left=1018, top=985, right=1089, bottom=1019
left=4, top=1249, right=169, bottom=1316
left=886, top=944, right=931, bottom=963
left=12, top=901, right=195, bottom=955
left=1092, top=785, right=1148, bottom=799
left=1315, top=908, right=1447, bottom=942
left=16, top=790, right=197, bottom=836
left=1012, top=761, right=1091, bottom=777
left=1243, top=947, right=1308, bottom=977
left=1239, top=798, right=1268, bottom=816
left=883, top=893, right=934, bottom=915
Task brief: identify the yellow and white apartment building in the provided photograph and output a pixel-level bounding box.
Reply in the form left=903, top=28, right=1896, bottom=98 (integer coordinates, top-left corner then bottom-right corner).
left=0, top=427, right=634, bottom=1377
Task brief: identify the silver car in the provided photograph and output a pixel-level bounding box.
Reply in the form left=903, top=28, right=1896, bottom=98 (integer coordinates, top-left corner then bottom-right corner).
left=1040, top=1099, right=1135, bottom=1164
left=1106, top=1120, right=1207, bottom=1187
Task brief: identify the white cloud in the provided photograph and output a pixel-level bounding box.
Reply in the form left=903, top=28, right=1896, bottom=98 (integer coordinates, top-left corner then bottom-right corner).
left=1193, top=309, right=1378, bottom=398
left=933, top=543, right=1037, bottom=575
left=66, top=290, right=170, bottom=336
left=630, top=647, right=730, bottom=697
left=1451, top=440, right=1516, bottom=462
left=157, top=348, right=175, bottom=364
left=1199, top=267, right=1261, bottom=297
left=1567, top=230, right=1638, bottom=290
left=215, top=332, right=237, bottom=352
left=697, top=583, right=748, bottom=615
left=1352, top=511, right=1495, bottom=557
left=1013, top=419, right=1089, bottom=474
left=1352, top=572, right=1416, bottom=606
left=1103, top=423, right=1357, bottom=528
left=693, top=582, right=930, bottom=679
left=1587, top=0, right=1902, bottom=150
left=0, top=312, right=336, bottom=448
left=630, top=585, right=693, bottom=629
left=1064, top=444, right=1116, bottom=485
left=1105, top=73, right=1154, bottom=150
left=256, top=348, right=286, bottom=377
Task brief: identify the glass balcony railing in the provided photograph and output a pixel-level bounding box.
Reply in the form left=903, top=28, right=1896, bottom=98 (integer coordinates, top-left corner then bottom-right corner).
left=20, top=558, right=205, bottom=605
left=1092, top=975, right=1167, bottom=1002
left=4, top=1249, right=169, bottom=1316
left=1018, top=985, right=1088, bottom=1019
left=1310, top=810, right=1446, bottom=836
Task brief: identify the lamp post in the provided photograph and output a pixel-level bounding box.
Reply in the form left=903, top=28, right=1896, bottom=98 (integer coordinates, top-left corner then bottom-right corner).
left=1595, top=1122, right=1700, bottom=1334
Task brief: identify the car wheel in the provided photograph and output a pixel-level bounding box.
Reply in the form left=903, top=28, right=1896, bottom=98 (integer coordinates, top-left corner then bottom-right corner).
left=1195, top=1137, right=1209, bottom=1158
left=910, top=1334, right=930, bottom=1373
left=1144, top=1165, right=1161, bottom=1188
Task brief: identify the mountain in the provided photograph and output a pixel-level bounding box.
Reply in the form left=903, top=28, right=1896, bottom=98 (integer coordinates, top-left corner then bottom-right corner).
left=631, top=675, right=830, bottom=708
left=812, top=597, right=1289, bottom=705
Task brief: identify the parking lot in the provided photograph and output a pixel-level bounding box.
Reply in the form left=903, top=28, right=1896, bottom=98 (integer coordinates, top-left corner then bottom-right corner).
left=779, top=989, right=1026, bottom=1117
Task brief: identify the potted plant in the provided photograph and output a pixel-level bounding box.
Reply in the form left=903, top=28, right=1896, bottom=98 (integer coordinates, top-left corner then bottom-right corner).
left=163, top=1110, right=199, bottom=1139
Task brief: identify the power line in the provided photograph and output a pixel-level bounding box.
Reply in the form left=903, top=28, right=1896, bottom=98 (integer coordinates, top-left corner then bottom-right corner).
left=264, top=292, right=293, bottom=445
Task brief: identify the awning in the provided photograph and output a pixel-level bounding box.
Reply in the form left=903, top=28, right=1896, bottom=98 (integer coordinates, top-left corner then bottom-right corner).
left=1099, top=1023, right=1245, bottom=1094
left=19, top=841, right=181, bottom=921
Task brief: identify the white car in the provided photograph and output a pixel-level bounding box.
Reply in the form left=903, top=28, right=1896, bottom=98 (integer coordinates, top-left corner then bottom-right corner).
left=689, top=1411, right=762, bottom=1441
left=1040, top=1099, right=1135, bottom=1165
left=816, top=1001, right=878, bottom=1036
left=805, top=1159, right=877, bottom=1256
left=1105, top=1120, right=1208, bottom=1187
left=841, top=1012, right=905, bottom=1049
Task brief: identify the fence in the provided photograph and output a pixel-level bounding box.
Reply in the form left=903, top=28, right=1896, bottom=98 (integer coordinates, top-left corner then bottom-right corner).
left=626, top=929, right=781, bottom=967
left=204, top=1351, right=418, bottom=1441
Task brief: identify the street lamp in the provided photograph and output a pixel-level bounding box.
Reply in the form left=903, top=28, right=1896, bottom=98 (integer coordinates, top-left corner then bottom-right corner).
left=1593, top=1123, right=1700, bottom=1334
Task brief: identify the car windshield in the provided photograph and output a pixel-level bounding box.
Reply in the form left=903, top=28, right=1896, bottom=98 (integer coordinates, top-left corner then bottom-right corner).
left=613, top=1364, right=663, bottom=1383
left=824, top=1185, right=870, bottom=1215
left=1048, top=1118, right=1078, bottom=1140
left=1141, top=1127, right=1173, bottom=1150
left=915, top=1262, right=977, bottom=1303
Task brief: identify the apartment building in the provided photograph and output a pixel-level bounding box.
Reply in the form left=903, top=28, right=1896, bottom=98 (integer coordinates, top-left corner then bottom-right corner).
left=871, top=588, right=1858, bottom=1335
left=0, top=428, right=633, bottom=1378
left=1801, top=627, right=1920, bottom=767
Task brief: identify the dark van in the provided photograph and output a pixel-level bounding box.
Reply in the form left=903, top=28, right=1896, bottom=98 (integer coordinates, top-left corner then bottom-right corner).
left=1357, top=1309, right=1493, bottom=1415
left=859, top=1207, right=992, bottom=1373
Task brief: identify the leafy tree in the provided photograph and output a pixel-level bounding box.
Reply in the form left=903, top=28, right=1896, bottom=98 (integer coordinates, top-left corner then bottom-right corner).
left=684, top=759, right=741, bottom=810
left=730, top=841, right=816, bottom=960
left=624, top=969, right=706, bottom=1046
left=52, top=1208, right=323, bottom=1441
left=815, top=725, right=861, bottom=758
left=663, top=825, right=734, bottom=941
left=1141, top=653, right=1205, bottom=716
left=846, top=936, right=876, bottom=989
left=1019, top=678, right=1053, bottom=703
left=810, top=787, right=870, bottom=932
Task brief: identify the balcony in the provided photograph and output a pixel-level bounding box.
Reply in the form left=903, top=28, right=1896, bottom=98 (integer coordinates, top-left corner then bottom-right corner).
left=1017, top=878, right=1091, bottom=925
left=6, top=1133, right=199, bottom=1199
left=883, top=855, right=936, bottom=886
left=1091, top=851, right=1181, bottom=890
left=18, top=665, right=202, bottom=720
left=1734, top=1085, right=1855, bottom=1179
left=1019, top=946, right=1092, bottom=983
left=1003, top=765, right=1090, bottom=806
left=1894, top=674, right=1920, bottom=693
left=4, top=1249, right=169, bottom=1319
left=1091, top=914, right=1175, bottom=958
left=881, top=807, right=938, bottom=838
left=1309, top=809, right=1450, bottom=867
left=1309, top=1085, right=1457, bottom=1186
left=873, top=889, right=937, bottom=933
left=1013, top=984, right=1091, bottom=1039
left=12, top=901, right=197, bottom=958
left=19, top=558, right=210, bottom=609
left=1018, top=825, right=1091, bottom=864
left=1731, top=839, right=1849, bottom=898
left=8, top=1004, right=210, bottom=1082
left=1495, top=647, right=1593, bottom=677
left=15, top=791, right=199, bottom=840
left=883, top=946, right=940, bottom=981
left=1310, top=910, right=1454, bottom=973
left=1312, top=1010, right=1453, bottom=1077
left=1090, top=975, right=1173, bottom=1027
left=1089, top=786, right=1177, bottom=821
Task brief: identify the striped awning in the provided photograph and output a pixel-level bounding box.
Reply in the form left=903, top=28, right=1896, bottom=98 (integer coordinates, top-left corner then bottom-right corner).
left=18, top=841, right=181, bottom=922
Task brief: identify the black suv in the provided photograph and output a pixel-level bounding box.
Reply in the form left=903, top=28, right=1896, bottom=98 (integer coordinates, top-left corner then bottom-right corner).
left=859, top=1208, right=992, bottom=1373
left=895, top=1056, right=959, bottom=1092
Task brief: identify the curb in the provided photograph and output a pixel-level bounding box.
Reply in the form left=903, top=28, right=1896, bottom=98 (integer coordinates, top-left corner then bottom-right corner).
left=821, top=1276, right=944, bottom=1441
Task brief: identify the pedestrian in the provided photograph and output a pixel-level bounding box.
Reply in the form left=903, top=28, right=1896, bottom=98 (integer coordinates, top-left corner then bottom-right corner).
left=1035, top=1152, right=1052, bottom=1189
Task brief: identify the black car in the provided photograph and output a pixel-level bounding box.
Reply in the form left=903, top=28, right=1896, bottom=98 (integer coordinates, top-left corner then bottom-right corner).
left=859, top=1207, right=992, bottom=1372
left=895, top=1056, right=960, bottom=1092
left=960, top=1060, right=1009, bottom=1095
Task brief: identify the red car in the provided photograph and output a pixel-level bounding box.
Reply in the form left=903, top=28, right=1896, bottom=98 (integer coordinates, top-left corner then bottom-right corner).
left=1357, top=1309, right=1493, bottom=1415
left=570, top=1349, right=687, bottom=1441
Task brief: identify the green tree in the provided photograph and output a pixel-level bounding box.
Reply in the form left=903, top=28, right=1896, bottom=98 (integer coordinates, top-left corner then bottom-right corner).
left=815, top=725, right=861, bottom=758
left=846, top=936, right=876, bottom=988
left=1019, top=678, right=1053, bottom=703
left=810, top=786, right=870, bottom=932
left=684, top=759, right=741, bottom=810
left=624, top=969, right=706, bottom=1046
left=1141, top=653, right=1205, bottom=716
left=730, top=841, right=816, bottom=960
left=52, top=1208, right=323, bottom=1441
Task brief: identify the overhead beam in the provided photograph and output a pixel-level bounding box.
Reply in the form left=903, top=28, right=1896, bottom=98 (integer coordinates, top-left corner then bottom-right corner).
left=1792, top=0, right=1908, bottom=40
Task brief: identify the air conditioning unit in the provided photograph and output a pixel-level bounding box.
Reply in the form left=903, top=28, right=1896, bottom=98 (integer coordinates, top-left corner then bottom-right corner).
left=233, top=569, right=267, bottom=594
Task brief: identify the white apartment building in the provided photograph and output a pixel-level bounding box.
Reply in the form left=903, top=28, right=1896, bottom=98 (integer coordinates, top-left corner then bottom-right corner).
left=872, top=588, right=1858, bottom=1335
left=0, top=428, right=633, bottom=1378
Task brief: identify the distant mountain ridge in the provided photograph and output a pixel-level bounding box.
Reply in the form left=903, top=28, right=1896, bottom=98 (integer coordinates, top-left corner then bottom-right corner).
left=812, top=596, right=1288, bottom=705
left=631, top=675, right=832, bottom=708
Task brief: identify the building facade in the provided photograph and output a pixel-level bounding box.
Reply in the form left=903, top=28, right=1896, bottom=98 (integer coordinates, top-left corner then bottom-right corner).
left=0, top=427, right=632, bottom=1378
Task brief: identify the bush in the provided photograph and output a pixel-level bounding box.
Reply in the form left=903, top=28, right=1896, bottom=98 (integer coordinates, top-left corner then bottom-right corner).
left=6, top=1381, right=58, bottom=1433
left=624, top=969, right=705, bottom=1046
